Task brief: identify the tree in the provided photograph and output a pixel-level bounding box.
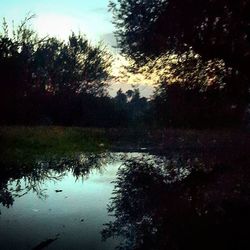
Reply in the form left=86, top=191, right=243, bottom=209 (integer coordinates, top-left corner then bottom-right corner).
left=110, top=0, right=250, bottom=126
left=32, top=33, right=112, bottom=96
left=0, top=15, right=39, bottom=123
left=114, top=87, right=151, bottom=127
left=110, top=0, right=250, bottom=75
left=0, top=16, right=112, bottom=125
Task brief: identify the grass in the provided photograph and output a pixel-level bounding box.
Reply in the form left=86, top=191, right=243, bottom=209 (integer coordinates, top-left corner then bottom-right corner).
left=1, top=126, right=249, bottom=166
left=0, top=126, right=109, bottom=165
left=106, top=127, right=250, bottom=151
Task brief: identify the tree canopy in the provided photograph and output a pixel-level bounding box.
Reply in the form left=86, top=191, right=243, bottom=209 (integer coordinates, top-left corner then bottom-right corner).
left=0, top=17, right=115, bottom=125
left=0, top=16, right=112, bottom=98
left=110, top=0, right=250, bottom=76
left=110, top=0, right=250, bottom=127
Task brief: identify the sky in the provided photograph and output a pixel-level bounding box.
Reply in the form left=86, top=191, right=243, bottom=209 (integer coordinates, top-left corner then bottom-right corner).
left=0, top=0, right=154, bottom=97
left=0, top=0, right=115, bottom=44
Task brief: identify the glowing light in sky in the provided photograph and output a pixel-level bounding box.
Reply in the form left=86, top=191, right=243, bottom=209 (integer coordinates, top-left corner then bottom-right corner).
left=33, top=13, right=90, bottom=41
left=0, top=0, right=114, bottom=42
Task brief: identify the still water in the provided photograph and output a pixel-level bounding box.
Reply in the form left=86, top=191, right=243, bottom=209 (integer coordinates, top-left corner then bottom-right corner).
left=0, top=152, right=249, bottom=250
left=0, top=153, right=133, bottom=250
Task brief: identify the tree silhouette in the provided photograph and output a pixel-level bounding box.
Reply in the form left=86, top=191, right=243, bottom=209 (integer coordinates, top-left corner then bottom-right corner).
left=110, top=0, right=250, bottom=127
left=0, top=17, right=113, bottom=125
left=110, top=0, right=250, bottom=74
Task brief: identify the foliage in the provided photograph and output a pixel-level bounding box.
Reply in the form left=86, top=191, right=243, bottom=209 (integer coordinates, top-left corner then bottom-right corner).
left=114, top=87, right=152, bottom=126
left=0, top=16, right=154, bottom=127
left=32, top=33, right=112, bottom=96
left=110, top=0, right=250, bottom=73
left=0, top=16, right=117, bottom=126
left=0, top=16, right=112, bottom=95
left=110, top=0, right=250, bottom=127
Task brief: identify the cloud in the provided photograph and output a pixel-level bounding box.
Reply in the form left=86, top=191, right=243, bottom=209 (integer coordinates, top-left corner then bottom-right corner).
left=100, top=33, right=119, bottom=52
left=33, top=13, right=89, bottom=40
left=32, top=13, right=114, bottom=43
left=90, top=7, right=107, bottom=14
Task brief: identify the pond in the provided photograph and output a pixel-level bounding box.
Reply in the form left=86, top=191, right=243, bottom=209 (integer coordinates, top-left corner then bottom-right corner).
left=0, top=151, right=249, bottom=250
left=0, top=153, right=129, bottom=249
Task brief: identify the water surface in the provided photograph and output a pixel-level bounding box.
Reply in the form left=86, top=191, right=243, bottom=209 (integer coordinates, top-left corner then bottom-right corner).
left=1, top=151, right=249, bottom=250
left=0, top=153, right=130, bottom=250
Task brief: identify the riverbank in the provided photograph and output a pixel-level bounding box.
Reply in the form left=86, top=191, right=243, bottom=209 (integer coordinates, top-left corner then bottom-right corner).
left=1, top=126, right=250, bottom=165
left=0, top=126, right=108, bottom=165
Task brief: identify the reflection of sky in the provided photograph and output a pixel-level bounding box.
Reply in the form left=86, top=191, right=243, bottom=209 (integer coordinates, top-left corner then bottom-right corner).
left=0, top=0, right=114, bottom=43
left=0, top=162, right=121, bottom=249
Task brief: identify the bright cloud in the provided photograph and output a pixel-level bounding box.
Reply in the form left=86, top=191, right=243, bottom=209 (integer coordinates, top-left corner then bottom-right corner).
left=33, top=13, right=94, bottom=41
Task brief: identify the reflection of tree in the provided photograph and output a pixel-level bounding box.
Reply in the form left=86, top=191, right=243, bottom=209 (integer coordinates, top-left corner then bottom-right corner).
left=9, top=171, right=65, bottom=200
left=0, top=186, right=14, bottom=208
left=102, top=155, right=250, bottom=250
left=0, top=152, right=115, bottom=208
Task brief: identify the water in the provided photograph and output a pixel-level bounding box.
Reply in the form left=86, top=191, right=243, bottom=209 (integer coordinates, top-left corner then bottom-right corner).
left=1, top=152, right=249, bottom=250
left=0, top=153, right=126, bottom=250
